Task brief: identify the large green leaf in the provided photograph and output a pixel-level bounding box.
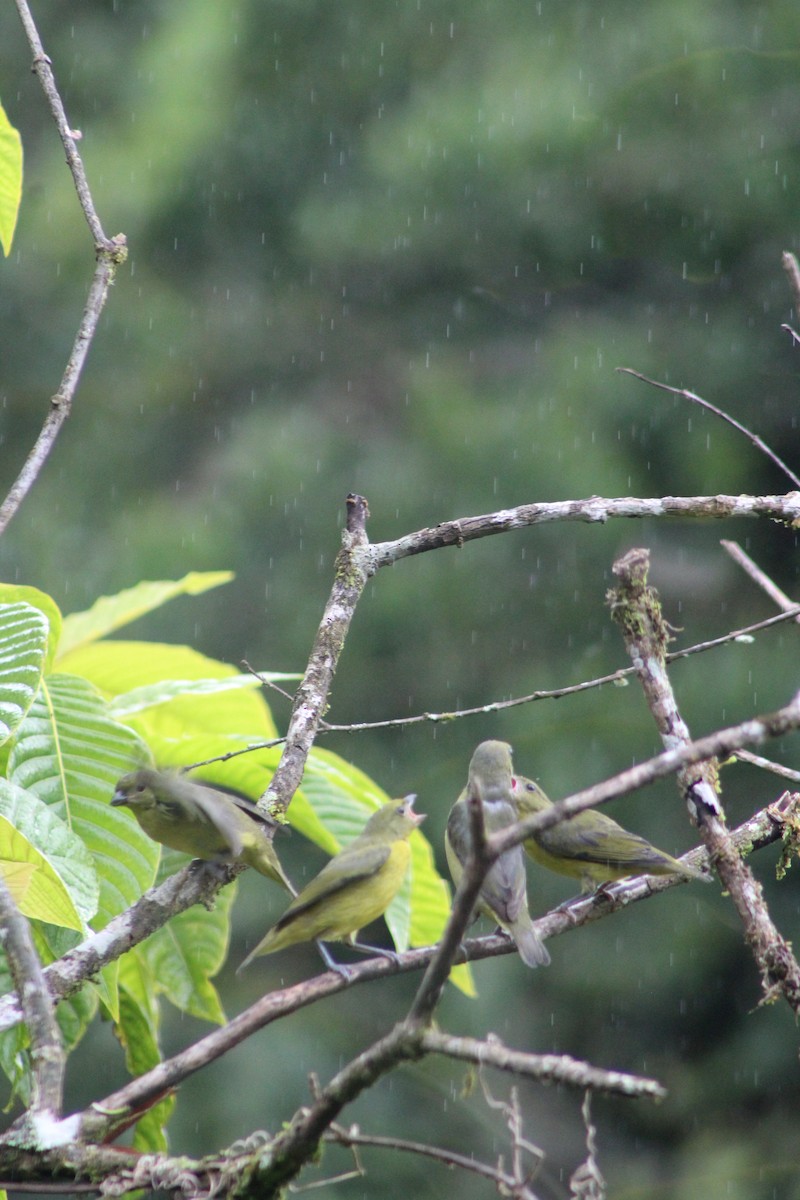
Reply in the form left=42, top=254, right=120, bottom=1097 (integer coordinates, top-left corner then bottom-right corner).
left=52, top=640, right=339, bottom=850
left=6, top=674, right=158, bottom=927
left=0, top=587, right=62, bottom=675
left=0, top=101, right=22, bottom=258
left=0, top=790, right=96, bottom=931
left=139, top=849, right=233, bottom=1024
left=56, top=640, right=281, bottom=742
left=57, top=572, right=234, bottom=658
left=0, top=601, right=49, bottom=746
left=115, top=951, right=173, bottom=1152
left=108, top=670, right=300, bottom=719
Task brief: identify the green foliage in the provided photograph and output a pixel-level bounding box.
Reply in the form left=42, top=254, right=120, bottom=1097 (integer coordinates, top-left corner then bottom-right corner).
left=0, top=600, right=49, bottom=744
left=0, top=573, right=456, bottom=1144
left=0, top=100, right=21, bottom=257
left=0, top=783, right=96, bottom=931
left=1, top=1, right=797, bottom=1187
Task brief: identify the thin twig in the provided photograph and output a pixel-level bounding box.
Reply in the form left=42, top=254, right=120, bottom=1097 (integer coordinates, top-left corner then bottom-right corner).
left=0, top=253, right=126, bottom=537
left=721, top=540, right=800, bottom=617
left=730, top=750, right=800, bottom=783
left=478, top=1074, right=544, bottom=1198
left=781, top=251, right=800, bottom=312
left=326, top=1125, right=525, bottom=1193
left=617, top=369, right=800, bottom=490
left=14, top=0, right=113, bottom=247
left=419, top=1030, right=666, bottom=1100
left=0, top=1, right=128, bottom=537
left=191, top=604, right=800, bottom=768
left=569, top=1092, right=606, bottom=1200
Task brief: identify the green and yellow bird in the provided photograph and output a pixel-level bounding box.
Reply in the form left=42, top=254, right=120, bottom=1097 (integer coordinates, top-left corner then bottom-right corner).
left=514, top=774, right=710, bottom=893
left=238, top=795, right=425, bottom=974
left=446, top=741, right=550, bottom=968
left=111, top=768, right=294, bottom=893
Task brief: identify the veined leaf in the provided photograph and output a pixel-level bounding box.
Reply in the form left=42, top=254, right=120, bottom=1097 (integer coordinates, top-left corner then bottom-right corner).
left=0, top=780, right=98, bottom=926
left=0, top=601, right=49, bottom=746
left=140, top=848, right=233, bottom=1024
left=57, top=572, right=234, bottom=658
left=6, top=674, right=158, bottom=927
left=56, top=640, right=281, bottom=742
left=115, top=952, right=173, bottom=1152
left=0, top=587, right=62, bottom=675
left=108, top=670, right=300, bottom=718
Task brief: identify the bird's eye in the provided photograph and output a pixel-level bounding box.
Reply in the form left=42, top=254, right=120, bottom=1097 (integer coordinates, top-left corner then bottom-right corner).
left=136, top=784, right=146, bottom=793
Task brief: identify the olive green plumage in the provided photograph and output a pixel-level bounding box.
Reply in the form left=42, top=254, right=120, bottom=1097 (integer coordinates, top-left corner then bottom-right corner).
left=446, top=741, right=549, bottom=969
left=514, top=774, right=710, bottom=893
left=111, top=767, right=294, bottom=892
left=238, top=796, right=424, bottom=970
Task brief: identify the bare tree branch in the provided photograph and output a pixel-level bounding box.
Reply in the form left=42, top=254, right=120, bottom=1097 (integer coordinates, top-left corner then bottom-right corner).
left=781, top=251, right=800, bottom=312
left=364, top=493, right=800, bottom=569
left=617, top=370, right=800, bottom=491
left=731, top=750, right=800, bottom=783
left=0, top=1, right=128, bottom=537
left=721, top=539, right=800, bottom=617
left=262, top=494, right=371, bottom=816
left=417, top=1030, right=666, bottom=1100
left=326, top=1125, right=529, bottom=1194
left=13, top=0, right=114, bottom=247
left=0, top=877, right=65, bottom=1124
left=608, top=547, right=800, bottom=1015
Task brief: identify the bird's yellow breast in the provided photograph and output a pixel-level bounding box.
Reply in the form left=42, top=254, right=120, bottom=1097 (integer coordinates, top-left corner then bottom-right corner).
left=260, top=840, right=411, bottom=952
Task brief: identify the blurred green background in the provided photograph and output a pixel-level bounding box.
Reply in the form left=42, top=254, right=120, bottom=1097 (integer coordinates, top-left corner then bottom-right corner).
left=2, top=1, right=800, bottom=1195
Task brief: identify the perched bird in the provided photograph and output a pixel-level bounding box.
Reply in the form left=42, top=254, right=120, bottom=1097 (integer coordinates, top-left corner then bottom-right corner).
left=238, top=795, right=425, bottom=974
left=111, top=768, right=294, bottom=893
left=446, top=740, right=550, bottom=968
left=514, top=774, right=711, bottom=893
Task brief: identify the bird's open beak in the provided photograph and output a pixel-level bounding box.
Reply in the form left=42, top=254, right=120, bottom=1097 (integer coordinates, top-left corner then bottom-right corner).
left=403, top=793, right=426, bottom=825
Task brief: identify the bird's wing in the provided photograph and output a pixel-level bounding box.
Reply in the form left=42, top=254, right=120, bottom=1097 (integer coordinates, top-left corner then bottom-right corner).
left=185, top=786, right=249, bottom=857
left=537, top=810, right=669, bottom=870
left=226, top=793, right=283, bottom=831
left=273, top=842, right=391, bottom=930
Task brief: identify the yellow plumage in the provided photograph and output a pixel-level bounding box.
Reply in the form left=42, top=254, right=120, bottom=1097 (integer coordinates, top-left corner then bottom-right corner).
left=111, top=767, right=294, bottom=892
left=238, top=795, right=424, bottom=971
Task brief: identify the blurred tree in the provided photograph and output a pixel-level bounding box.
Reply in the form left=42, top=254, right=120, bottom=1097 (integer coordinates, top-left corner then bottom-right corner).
left=1, top=1, right=800, bottom=1195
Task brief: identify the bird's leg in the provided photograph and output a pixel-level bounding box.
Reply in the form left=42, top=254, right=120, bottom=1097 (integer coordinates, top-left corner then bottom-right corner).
left=347, top=940, right=401, bottom=964
left=315, top=939, right=353, bottom=981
